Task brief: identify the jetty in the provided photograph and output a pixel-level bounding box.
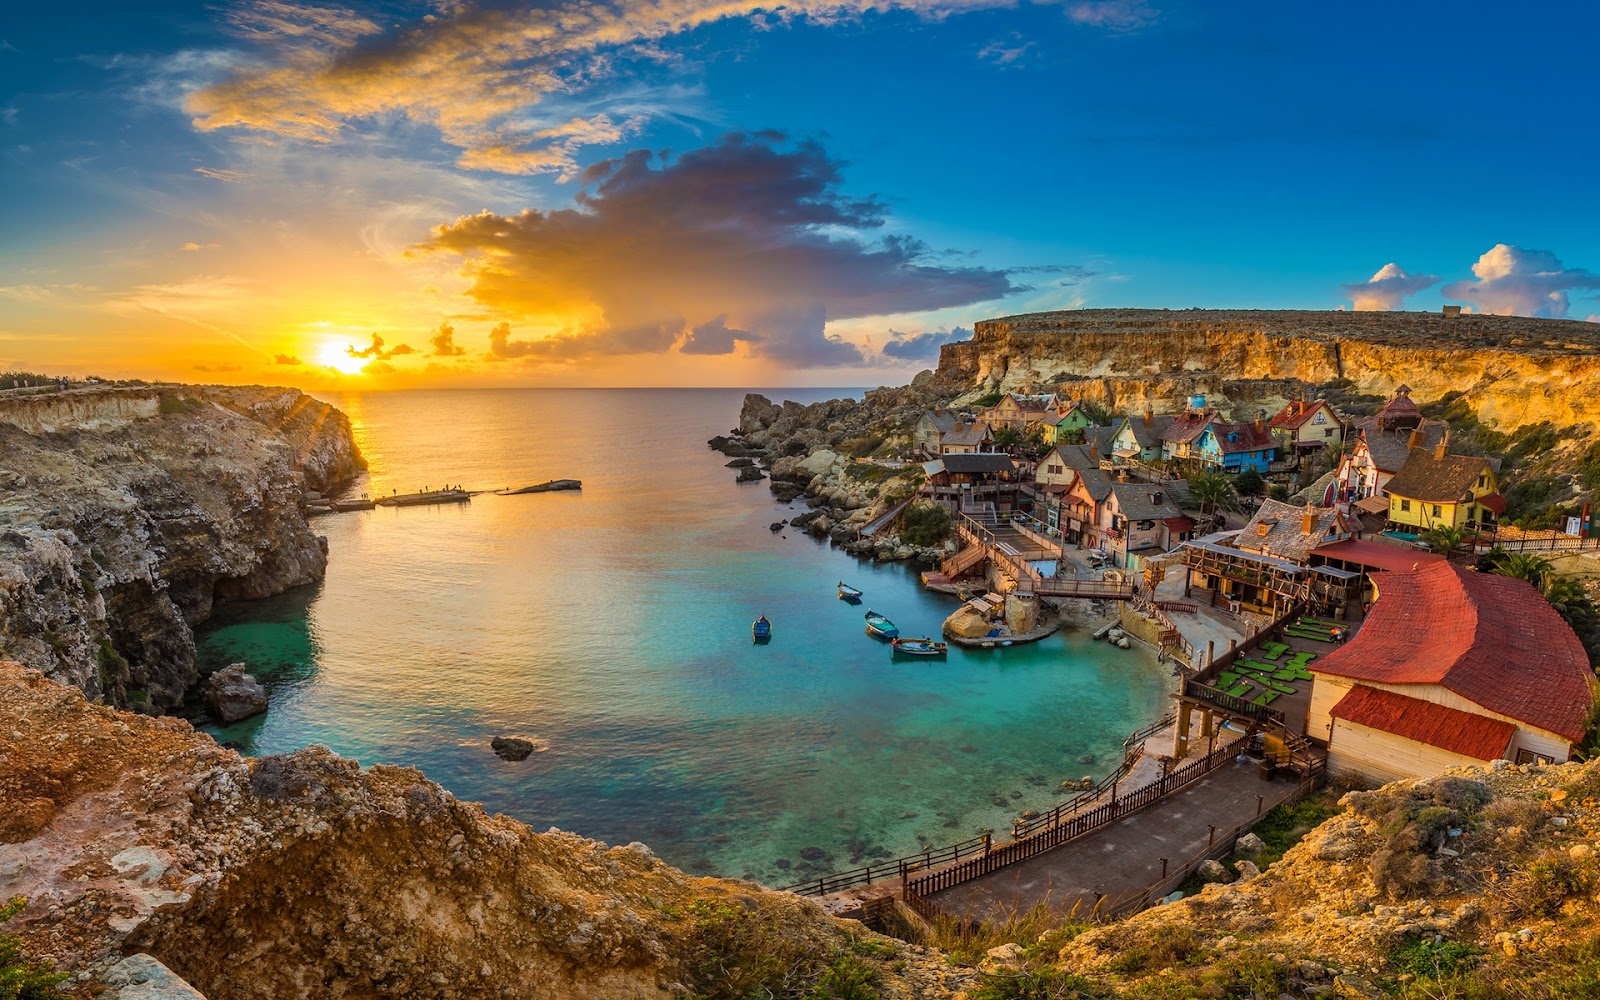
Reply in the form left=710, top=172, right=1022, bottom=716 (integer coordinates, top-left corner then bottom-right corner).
left=376, top=488, right=470, bottom=508
left=496, top=479, right=582, bottom=495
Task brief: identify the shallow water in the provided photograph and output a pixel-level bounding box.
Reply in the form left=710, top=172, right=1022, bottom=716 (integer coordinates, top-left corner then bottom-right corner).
left=197, top=388, right=1169, bottom=885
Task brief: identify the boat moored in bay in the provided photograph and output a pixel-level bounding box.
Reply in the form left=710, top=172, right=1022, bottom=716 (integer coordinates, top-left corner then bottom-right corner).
left=891, top=637, right=948, bottom=658
left=837, top=582, right=863, bottom=602
left=863, top=610, right=899, bottom=641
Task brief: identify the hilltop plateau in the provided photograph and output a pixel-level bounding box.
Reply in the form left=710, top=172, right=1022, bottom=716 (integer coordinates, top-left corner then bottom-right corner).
left=943, top=308, right=1600, bottom=435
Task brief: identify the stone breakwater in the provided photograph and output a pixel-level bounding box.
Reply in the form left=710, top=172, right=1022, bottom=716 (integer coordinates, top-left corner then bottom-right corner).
left=0, top=385, right=363, bottom=711
left=941, top=308, right=1600, bottom=434
left=0, top=664, right=963, bottom=1000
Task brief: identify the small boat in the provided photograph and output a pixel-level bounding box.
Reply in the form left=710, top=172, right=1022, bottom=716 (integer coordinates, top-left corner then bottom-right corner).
left=837, top=582, right=863, bottom=602
left=863, top=610, right=899, bottom=641
left=891, top=637, right=948, bottom=658
left=752, top=616, right=772, bottom=643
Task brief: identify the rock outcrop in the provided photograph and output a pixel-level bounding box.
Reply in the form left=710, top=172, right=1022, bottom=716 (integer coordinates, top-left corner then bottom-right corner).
left=0, top=385, right=362, bottom=710
left=0, top=664, right=961, bottom=1000
left=942, top=308, right=1600, bottom=434
left=202, top=664, right=268, bottom=723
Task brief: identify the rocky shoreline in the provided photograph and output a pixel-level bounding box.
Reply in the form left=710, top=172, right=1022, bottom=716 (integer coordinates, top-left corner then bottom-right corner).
left=0, top=385, right=364, bottom=712
left=709, top=372, right=970, bottom=566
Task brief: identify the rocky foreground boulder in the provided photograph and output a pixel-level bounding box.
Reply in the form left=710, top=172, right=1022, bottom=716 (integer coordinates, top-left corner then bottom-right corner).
left=202, top=664, right=268, bottom=723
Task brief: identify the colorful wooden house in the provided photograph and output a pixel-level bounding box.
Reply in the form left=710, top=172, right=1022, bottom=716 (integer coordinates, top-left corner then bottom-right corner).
left=1193, top=416, right=1276, bottom=474
left=1268, top=398, right=1343, bottom=457
left=1383, top=436, right=1503, bottom=532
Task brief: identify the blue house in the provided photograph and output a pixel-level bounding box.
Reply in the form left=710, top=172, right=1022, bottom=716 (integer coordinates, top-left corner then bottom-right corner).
left=1195, top=417, right=1276, bottom=474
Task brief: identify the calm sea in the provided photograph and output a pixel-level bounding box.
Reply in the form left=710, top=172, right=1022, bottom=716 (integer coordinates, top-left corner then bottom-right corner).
left=197, top=388, right=1168, bottom=886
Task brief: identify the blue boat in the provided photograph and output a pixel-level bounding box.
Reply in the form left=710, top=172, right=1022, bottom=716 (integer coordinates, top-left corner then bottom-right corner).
left=837, top=582, right=863, bottom=603
left=863, top=610, right=899, bottom=641
left=752, top=616, right=772, bottom=643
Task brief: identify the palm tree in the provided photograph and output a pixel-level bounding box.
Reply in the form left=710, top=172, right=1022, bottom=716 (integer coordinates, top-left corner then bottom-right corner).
left=1420, top=524, right=1468, bottom=556
left=1484, top=550, right=1555, bottom=589
left=1186, top=470, right=1240, bottom=527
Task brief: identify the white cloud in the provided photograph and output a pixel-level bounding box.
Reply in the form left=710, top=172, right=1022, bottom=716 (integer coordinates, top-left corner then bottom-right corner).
left=1340, top=262, right=1438, bottom=311
left=1061, top=0, right=1157, bottom=31
left=1441, top=244, right=1600, bottom=318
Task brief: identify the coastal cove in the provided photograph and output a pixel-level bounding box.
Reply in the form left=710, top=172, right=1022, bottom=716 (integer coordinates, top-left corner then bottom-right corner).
left=195, top=388, right=1169, bottom=887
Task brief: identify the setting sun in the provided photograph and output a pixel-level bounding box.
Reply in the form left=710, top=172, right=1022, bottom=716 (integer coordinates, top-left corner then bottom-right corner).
left=317, top=340, right=369, bottom=376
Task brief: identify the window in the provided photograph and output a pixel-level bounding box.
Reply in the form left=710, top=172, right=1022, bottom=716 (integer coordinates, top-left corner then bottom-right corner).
left=1515, top=748, right=1555, bottom=766
left=1048, top=463, right=1063, bottom=474
left=1477, top=474, right=1486, bottom=488
left=1324, top=428, right=1336, bottom=437
left=1432, top=504, right=1442, bottom=518
left=1400, top=498, right=1411, bottom=512
left=1313, top=411, right=1326, bottom=424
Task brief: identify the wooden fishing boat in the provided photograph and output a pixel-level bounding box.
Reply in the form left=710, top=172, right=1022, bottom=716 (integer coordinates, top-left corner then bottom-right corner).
left=837, top=582, right=863, bottom=602
left=752, top=616, right=772, bottom=643
left=891, top=637, right=948, bottom=658
left=863, top=610, right=899, bottom=641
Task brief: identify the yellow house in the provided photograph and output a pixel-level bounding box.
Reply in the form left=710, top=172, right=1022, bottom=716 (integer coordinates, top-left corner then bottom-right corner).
left=1383, top=436, right=1502, bottom=531
left=980, top=392, right=1053, bottom=431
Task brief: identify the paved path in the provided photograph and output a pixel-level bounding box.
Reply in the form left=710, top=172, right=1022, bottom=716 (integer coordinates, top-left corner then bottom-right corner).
left=928, top=760, right=1303, bottom=924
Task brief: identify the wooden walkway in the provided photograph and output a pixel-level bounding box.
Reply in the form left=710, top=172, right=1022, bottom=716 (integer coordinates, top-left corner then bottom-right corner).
left=923, top=760, right=1307, bottom=924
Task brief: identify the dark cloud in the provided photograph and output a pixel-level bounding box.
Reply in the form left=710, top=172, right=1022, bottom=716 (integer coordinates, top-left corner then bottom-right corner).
left=413, top=133, right=1021, bottom=367
left=192, top=363, right=243, bottom=373
left=273, top=353, right=303, bottom=365
left=679, top=315, right=758, bottom=356
left=487, top=319, right=684, bottom=361
left=430, top=322, right=467, bottom=357
left=880, top=326, right=972, bottom=361
left=346, top=333, right=416, bottom=360
left=363, top=360, right=398, bottom=374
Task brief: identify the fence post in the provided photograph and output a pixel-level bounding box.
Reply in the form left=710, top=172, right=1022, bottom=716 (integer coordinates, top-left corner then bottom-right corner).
left=1256, top=794, right=1264, bottom=816
left=1208, top=824, right=1216, bottom=845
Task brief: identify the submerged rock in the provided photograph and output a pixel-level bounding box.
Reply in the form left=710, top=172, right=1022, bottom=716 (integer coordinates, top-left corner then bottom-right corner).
left=491, top=736, right=536, bottom=761
left=204, top=664, right=268, bottom=723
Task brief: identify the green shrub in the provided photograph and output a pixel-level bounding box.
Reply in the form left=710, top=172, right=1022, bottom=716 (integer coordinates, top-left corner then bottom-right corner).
left=969, top=967, right=1105, bottom=1000
left=899, top=504, right=952, bottom=548
left=1388, top=937, right=1482, bottom=980
left=807, top=953, right=879, bottom=1000
left=971, top=391, right=1004, bottom=408
left=0, top=898, right=69, bottom=999
left=157, top=392, right=201, bottom=415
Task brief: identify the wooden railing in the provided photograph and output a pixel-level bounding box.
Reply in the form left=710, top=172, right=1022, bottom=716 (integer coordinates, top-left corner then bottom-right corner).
left=903, top=742, right=1240, bottom=900
left=782, top=717, right=1174, bottom=899
left=1097, top=757, right=1327, bottom=920
left=1179, top=678, right=1287, bottom=728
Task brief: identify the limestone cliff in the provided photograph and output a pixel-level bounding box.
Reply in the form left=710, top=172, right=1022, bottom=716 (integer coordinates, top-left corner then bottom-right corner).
left=0, top=385, right=362, bottom=710
left=943, top=308, right=1600, bottom=432
left=0, top=665, right=961, bottom=1000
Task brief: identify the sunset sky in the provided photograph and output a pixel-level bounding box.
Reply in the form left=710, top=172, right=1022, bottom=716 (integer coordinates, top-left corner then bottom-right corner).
left=2, top=0, right=1598, bottom=387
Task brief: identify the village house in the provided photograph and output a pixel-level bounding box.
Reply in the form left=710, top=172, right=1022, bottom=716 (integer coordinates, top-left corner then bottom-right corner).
left=1106, top=408, right=1172, bottom=465
left=1101, top=478, right=1191, bottom=570
left=1268, top=397, right=1343, bottom=459
left=921, top=453, right=1021, bottom=512
left=1383, top=435, right=1503, bottom=533
left=1191, top=415, right=1276, bottom=474
left=939, top=420, right=995, bottom=455
left=1039, top=402, right=1095, bottom=446
left=1159, top=410, right=1214, bottom=465
left=912, top=408, right=961, bottom=457
left=1329, top=386, right=1451, bottom=507
left=978, top=392, right=1055, bottom=432
left=1064, top=466, right=1115, bottom=549
left=1181, top=499, right=1360, bottom=615
left=1308, top=561, right=1597, bottom=779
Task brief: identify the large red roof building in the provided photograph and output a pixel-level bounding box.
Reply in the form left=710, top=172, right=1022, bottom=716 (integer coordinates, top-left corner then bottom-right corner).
left=1308, top=561, right=1596, bottom=780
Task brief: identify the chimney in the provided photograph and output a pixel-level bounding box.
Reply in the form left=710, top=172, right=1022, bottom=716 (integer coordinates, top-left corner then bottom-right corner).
left=1407, top=427, right=1423, bottom=450
left=1302, top=503, right=1315, bottom=535
left=1143, top=405, right=1154, bottom=426
left=1118, top=467, right=1129, bottom=483
left=1255, top=409, right=1266, bottom=433
left=1434, top=430, right=1449, bottom=461
left=1089, top=439, right=1100, bottom=460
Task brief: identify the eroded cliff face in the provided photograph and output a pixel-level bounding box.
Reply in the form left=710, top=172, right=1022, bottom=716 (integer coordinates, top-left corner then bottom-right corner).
left=943, top=309, right=1600, bottom=431
left=0, top=385, right=362, bottom=710
left=0, top=665, right=958, bottom=1000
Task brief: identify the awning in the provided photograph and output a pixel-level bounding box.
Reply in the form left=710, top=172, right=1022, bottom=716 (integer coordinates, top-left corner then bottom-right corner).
left=1163, top=516, right=1195, bottom=532
left=1477, top=492, right=1506, bottom=515
left=1354, top=495, right=1389, bottom=514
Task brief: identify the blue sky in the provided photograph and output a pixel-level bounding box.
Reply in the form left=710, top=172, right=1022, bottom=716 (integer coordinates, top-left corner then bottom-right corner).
left=1, top=0, right=1597, bottom=386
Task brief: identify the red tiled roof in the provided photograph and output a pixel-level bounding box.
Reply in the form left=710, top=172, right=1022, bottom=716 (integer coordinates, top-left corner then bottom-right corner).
left=1161, top=411, right=1212, bottom=445
left=1269, top=399, right=1334, bottom=431
left=1478, top=492, right=1506, bottom=515
left=1164, top=515, right=1195, bottom=532
left=1311, top=538, right=1445, bottom=573
left=1311, top=562, right=1596, bottom=741
left=1331, top=685, right=1515, bottom=761
left=1208, top=421, right=1276, bottom=455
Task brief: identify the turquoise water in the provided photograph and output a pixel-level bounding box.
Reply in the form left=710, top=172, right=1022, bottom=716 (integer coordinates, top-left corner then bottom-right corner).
left=196, top=388, right=1169, bottom=886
